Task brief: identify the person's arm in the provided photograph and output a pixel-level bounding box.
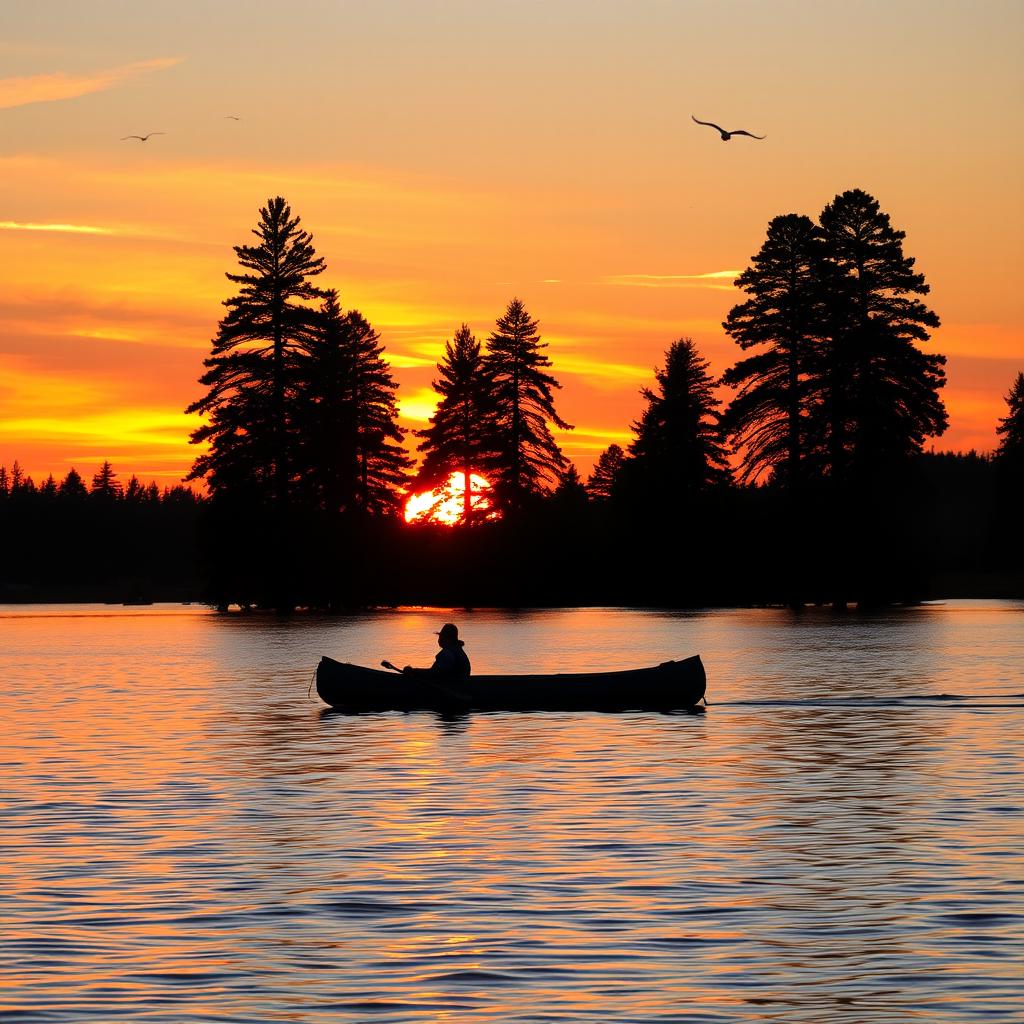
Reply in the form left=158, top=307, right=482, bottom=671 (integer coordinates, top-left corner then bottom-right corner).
left=404, top=651, right=447, bottom=676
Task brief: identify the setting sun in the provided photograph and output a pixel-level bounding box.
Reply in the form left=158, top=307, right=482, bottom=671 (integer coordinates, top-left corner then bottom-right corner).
left=404, top=471, right=496, bottom=526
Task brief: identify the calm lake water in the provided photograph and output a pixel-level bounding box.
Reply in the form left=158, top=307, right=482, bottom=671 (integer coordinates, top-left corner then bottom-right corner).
left=2, top=601, right=1022, bottom=1023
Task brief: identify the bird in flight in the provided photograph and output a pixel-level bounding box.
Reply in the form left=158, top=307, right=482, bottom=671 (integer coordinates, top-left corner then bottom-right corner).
left=121, top=132, right=165, bottom=142
left=691, top=116, right=765, bottom=141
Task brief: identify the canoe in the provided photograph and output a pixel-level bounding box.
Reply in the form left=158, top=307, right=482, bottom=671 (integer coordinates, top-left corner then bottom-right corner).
left=315, top=654, right=706, bottom=712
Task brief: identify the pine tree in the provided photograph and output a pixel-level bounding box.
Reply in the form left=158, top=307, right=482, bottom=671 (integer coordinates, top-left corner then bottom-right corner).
left=91, top=460, right=121, bottom=499
left=294, top=293, right=410, bottom=515
left=623, top=339, right=732, bottom=505
left=586, top=443, right=625, bottom=501
left=721, top=214, right=827, bottom=484
left=0, top=465, right=8, bottom=498
left=417, top=324, right=499, bottom=524
left=186, top=196, right=327, bottom=503
left=818, top=189, right=947, bottom=478
left=296, top=292, right=359, bottom=514
left=347, top=310, right=411, bottom=514
left=995, top=372, right=1024, bottom=461
left=124, top=476, right=146, bottom=502
left=8, top=461, right=36, bottom=497
left=994, top=371, right=1024, bottom=565
left=13, top=473, right=35, bottom=496
left=483, top=298, right=572, bottom=507
left=59, top=468, right=88, bottom=500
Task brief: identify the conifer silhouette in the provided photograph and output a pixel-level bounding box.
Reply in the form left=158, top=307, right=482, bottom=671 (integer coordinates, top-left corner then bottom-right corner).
left=722, top=214, right=827, bottom=484
left=124, top=476, right=146, bottom=502
left=295, top=291, right=360, bottom=515
left=586, top=443, right=625, bottom=501
left=343, top=310, right=411, bottom=515
left=484, top=298, right=572, bottom=507
left=186, top=196, right=327, bottom=504
left=91, top=460, right=121, bottom=499
left=622, top=338, right=732, bottom=505
left=818, top=189, right=947, bottom=478
left=994, top=371, right=1024, bottom=556
left=996, top=372, right=1024, bottom=461
left=59, top=468, right=88, bottom=500
left=295, top=296, right=410, bottom=516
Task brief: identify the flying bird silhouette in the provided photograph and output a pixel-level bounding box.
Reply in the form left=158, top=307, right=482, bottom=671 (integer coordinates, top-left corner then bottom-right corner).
left=691, top=116, right=765, bottom=141
left=121, top=132, right=165, bottom=142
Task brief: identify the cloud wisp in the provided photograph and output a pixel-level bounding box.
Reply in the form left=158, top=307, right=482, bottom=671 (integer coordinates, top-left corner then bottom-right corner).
left=0, top=57, right=182, bottom=110
left=0, top=221, right=117, bottom=235
left=552, top=352, right=653, bottom=383
left=604, top=270, right=740, bottom=290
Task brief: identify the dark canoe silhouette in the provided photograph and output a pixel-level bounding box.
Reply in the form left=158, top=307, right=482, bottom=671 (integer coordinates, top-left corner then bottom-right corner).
left=315, top=655, right=706, bottom=712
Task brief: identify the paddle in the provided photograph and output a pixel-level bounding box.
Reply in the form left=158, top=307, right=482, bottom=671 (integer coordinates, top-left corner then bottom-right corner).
left=380, top=660, right=403, bottom=673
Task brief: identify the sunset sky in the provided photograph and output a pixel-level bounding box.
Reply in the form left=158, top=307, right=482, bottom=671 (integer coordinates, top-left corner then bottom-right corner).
left=2, top=0, right=1021, bottom=486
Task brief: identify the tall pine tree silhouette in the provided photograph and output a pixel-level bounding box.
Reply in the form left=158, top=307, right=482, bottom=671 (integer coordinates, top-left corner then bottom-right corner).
left=621, top=339, right=731, bottom=508
left=294, top=292, right=409, bottom=517
left=186, top=197, right=327, bottom=505
left=721, top=214, right=827, bottom=485
left=995, top=372, right=1024, bottom=461
left=295, top=298, right=410, bottom=517
left=994, top=371, right=1024, bottom=563
left=343, top=310, right=410, bottom=515
left=294, top=291, right=359, bottom=515
left=484, top=298, right=572, bottom=508
left=417, top=323, right=499, bottom=525
left=818, top=189, right=947, bottom=480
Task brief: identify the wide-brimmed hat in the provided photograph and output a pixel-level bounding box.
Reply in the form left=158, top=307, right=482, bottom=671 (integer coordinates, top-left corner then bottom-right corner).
left=435, top=623, right=459, bottom=642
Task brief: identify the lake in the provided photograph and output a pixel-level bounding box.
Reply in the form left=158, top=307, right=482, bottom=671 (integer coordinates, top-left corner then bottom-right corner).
left=2, top=601, right=1022, bottom=1022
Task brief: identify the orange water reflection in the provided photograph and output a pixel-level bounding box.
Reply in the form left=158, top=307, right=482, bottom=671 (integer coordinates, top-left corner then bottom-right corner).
left=2, top=602, right=1023, bottom=1020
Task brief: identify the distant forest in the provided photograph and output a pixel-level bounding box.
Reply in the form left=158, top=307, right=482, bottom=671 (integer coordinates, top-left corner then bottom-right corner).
left=2, top=190, right=1021, bottom=608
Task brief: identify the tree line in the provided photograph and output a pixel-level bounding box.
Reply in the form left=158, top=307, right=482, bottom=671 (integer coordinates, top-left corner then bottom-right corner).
left=2, top=190, right=1021, bottom=607
left=0, top=461, right=201, bottom=601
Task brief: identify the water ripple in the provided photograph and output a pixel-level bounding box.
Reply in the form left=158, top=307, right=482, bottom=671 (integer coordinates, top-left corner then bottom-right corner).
left=1, top=600, right=1022, bottom=1022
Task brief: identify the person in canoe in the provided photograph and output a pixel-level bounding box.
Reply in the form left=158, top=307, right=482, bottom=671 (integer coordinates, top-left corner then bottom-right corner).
left=403, top=622, right=471, bottom=681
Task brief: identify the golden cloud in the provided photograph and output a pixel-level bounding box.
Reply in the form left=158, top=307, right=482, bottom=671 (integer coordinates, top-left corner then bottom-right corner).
left=551, top=352, right=652, bottom=382
left=397, top=387, right=438, bottom=423
left=555, top=425, right=633, bottom=454
left=604, top=270, right=740, bottom=289
left=382, top=352, right=440, bottom=369
left=0, top=221, right=117, bottom=235
left=0, top=57, right=182, bottom=110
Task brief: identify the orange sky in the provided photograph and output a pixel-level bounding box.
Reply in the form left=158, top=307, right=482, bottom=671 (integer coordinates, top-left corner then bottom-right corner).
left=1, top=1, right=1022, bottom=486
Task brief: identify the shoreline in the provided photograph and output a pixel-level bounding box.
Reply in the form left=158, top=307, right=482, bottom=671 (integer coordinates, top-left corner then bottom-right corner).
left=2, top=571, right=1021, bottom=610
